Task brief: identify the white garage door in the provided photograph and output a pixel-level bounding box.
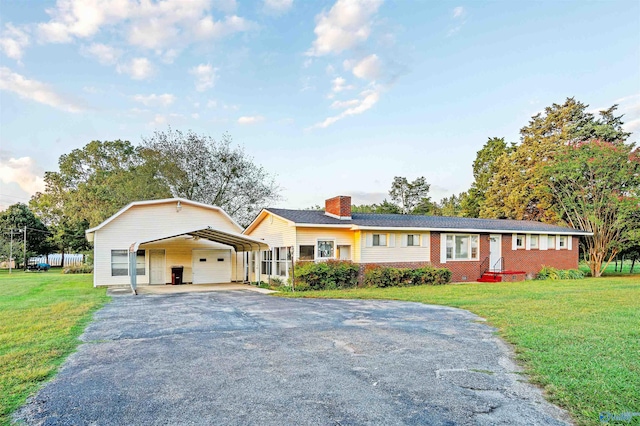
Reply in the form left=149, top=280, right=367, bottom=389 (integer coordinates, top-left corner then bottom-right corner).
left=192, top=249, right=231, bottom=284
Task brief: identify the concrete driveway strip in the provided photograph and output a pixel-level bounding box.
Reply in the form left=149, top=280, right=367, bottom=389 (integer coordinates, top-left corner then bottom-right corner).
left=16, top=291, right=571, bottom=425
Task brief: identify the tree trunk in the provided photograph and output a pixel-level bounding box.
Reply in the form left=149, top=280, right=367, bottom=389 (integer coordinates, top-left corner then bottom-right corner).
left=631, top=257, right=637, bottom=274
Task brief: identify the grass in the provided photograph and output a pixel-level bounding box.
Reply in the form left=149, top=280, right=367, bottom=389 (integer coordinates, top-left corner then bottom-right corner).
left=579, top=260, right=639, bottom=276
left=0, top=270, right=109, bottom=426
left=281, top=276, right=640, bottom=426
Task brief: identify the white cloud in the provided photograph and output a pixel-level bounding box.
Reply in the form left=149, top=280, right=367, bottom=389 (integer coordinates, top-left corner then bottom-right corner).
left=263, top=0, right=294, bottom=15
left=191, top=113, right=200, bottom=119
left=237, top=115, right=265, bottom=124
left=0, top=23, right=30, bottom=61
left=131, top=93, right=176, bottom=107
left=36, top=0, right=254, bottom=51
left=150, top=113, right=183, bottom=126
left=350, top=54, right=382, bottom=80
left=330, top=76, right=355, bottom=95
left=309, top=86, right=381, bottom=129
left=447, top=5, right=467, bottom=36
left=0, top=156, right=45, bottom=196
left=82, top=42, right=122, bottom=65
left=330, top=99, right=360, bottom=109
left=0, top=67, right=86, bottom=112
left=207, top=99, right=218, bottom=108
left=306, top=0, right=383, bottom=56
left=190, top=63, right=217, bottom=91
left=117, top=57, right=154, bottom=80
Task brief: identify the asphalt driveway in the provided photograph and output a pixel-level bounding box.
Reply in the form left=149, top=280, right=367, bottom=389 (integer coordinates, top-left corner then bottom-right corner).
left=16, top=291, right=570, bottom=425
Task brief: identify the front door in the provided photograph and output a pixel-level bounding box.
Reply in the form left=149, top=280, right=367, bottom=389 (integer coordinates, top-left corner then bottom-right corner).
left=489, top=234, right=502, bottom=272
left=149, top=249, right=165, bottom=285
left=338, top=245, right=351, bottom=260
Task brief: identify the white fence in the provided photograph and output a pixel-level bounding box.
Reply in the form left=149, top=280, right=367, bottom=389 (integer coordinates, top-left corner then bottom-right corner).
left=28, top=254, right=84, bottom=267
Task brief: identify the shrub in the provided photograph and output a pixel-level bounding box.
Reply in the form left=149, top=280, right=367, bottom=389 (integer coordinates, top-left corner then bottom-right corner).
left=537, top=266, right=584, bottom=280
left=363, top=265, right=452, bottom=288
left=62, top=264, right=94, bottom=274
left=292, top=260, right=359, bottom=291
left=269, top=276, right=284, bottom=287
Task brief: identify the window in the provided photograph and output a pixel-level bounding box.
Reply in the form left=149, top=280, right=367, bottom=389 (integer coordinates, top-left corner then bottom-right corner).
left=261, top=250, right=272, bottom=275
left=516, top=235, right=525, bottom=249
left=275, top=247, right=291, bottom=276
left=548, top=235, right=556, bottom=249
left=111, top=250, right=129, bottom=276
left=559, top=236, right=567, bottom=249
left=136, top=250, right=145, bottom=275
left=317, top=240, right=334, bottom=259
left=299, top=245, right=314, bottom=261
left=372, top=234, right=387, bottom=246
left=407, top=234, right=420, bottom=247
left=530, top=235, right=539, bottom=249
left=446, top=235, right=479, bottom=260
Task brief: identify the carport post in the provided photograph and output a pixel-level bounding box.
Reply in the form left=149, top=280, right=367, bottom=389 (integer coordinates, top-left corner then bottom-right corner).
left=129, top=244, right=138, bottom=295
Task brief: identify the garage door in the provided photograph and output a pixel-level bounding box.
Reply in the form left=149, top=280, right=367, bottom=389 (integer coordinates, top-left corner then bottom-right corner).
left=192, top=249, right=231, bottom=284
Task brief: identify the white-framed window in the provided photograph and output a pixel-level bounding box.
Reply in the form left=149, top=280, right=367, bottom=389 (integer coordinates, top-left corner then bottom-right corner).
left=446, top=234, right=479, bottom=261
left=261, top=250, right=272, bottom=275
left=516, top=234, right=525, bottom=249
left=317, top=240, right=335, bottom=259
left=559, top=236, right=568, bottom=249
left=372, top=234, right=387, bottom=247
left=530, top=235, right=539, bottom=249
left=407, top=234, right=420, bottom=247
left=111, top=250, right=128, bottom=276
left=299, top=245, right=314, bottom=261
left=548, top=235, right=556, bottom=250
left=275, top=247, right=292, bottom=276
left=111, top=249, right=145, bottom=276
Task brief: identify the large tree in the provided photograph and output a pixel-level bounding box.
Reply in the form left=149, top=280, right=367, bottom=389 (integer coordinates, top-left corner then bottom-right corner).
left=141, top=128, right=280, bottom=227
left=544, top=140, right=640, bottom=277
left=483, top=98, right=631, bottom=222
left=460, top=137, right=514, bottom=218
left=30, top=140, right=171, bottom=258
left=388, top=176, right=433, bottom=214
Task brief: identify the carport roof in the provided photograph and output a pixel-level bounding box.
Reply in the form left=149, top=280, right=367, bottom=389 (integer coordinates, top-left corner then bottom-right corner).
left=134, top=227, right=269, bottom=252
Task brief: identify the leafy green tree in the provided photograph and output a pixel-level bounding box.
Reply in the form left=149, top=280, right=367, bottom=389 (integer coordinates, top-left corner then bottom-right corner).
left=388, top=176, right=432, bottom=214
left=460, top=137, right=515, bottom=218
left=544, top=140, right=640, bottom=277
left=438, top=194, right=462, bottom=217
left=483, top=98, right=631, bottom=222
left=352, top=200, right=402, bottom=214
left=0, top=203, right=52, bottom=267
left=141, top=128, right=280, bottom=226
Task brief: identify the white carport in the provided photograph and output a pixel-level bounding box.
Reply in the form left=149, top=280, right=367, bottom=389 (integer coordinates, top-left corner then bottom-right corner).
left=128, top=226, right=269, bottom=294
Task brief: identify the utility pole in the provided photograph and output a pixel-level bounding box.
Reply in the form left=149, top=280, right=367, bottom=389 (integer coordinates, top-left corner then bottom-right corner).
left=23, top=226, right=27, bottom=271
left=9, top=229, right=13, bottom=274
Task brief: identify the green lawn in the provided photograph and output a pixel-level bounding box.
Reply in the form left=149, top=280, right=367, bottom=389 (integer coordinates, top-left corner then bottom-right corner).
left=0, top=271, right=108, bottom=426
left=281, top=276, right=640, bottom=426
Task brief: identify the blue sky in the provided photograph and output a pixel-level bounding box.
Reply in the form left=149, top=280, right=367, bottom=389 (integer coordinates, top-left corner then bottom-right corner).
left=1, top=0, right=638, bottom=210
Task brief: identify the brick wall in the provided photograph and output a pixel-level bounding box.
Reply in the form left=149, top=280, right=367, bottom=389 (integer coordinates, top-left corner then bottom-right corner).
left=325, top=196, right=352, bottom=218
left=429, top=232, right=579, bottom=282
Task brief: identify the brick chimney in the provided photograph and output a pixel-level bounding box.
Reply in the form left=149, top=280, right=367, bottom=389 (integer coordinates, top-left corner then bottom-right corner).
left=325, top=196, right=352, bottom=220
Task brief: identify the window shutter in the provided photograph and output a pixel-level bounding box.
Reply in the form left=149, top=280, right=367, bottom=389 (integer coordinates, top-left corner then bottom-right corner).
left=540, top=234, right=548, bottom=250
left=388, top=234, right=395, bottom=247
left=365, top=233, right=373, bottom=248
left=568, top=235, right=573, bottom=250
left=421, top=233, right=429, bottom=248
left=512, top=234, right=518, bottom=250
left=400, top=234, right=407, bottom=247
left=440, top=234, right=447, bottom=263
left=525, top=234, right=531, bottom=250
left=555, top=235, right=561, bottom=250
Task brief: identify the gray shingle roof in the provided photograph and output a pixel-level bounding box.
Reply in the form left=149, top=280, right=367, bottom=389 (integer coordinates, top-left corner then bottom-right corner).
left=266, top=208, right=589, bottom=235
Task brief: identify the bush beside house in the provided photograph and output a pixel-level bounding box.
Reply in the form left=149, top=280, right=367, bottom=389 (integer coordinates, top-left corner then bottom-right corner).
left=363, top=265, right=452, bottom=288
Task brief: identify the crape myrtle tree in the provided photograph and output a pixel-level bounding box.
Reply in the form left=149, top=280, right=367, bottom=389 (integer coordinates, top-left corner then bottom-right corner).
left=141, top=128, right=281, bottom=227
left=544, top=140, right=640, bottom=277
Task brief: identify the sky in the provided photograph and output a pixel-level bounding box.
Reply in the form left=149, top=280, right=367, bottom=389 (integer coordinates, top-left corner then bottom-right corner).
left=0, top=0, right=639, bottom=211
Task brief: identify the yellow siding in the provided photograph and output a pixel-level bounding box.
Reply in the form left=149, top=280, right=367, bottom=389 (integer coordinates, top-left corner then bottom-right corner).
left=360, top=231, right=431, bottom=264
left=353, top=230, right=361, bottom=262
left=93, top=201, right=240, bottom=286
left=296, top=227, right=356, bottom=260
left=245, top=213, right=295, bottom=248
